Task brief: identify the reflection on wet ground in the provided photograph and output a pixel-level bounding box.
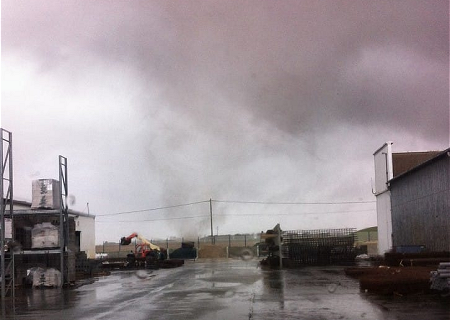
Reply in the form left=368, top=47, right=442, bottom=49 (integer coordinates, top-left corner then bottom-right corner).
left=1, top=259, right=449, bottom=319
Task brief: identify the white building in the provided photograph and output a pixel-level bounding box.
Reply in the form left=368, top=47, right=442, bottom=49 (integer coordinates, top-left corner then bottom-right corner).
left=373, top=142, right=394, bottom=255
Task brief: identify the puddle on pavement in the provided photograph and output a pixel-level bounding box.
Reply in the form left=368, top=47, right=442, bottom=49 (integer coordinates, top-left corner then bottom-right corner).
left=1, top=262, right=449, bottom=320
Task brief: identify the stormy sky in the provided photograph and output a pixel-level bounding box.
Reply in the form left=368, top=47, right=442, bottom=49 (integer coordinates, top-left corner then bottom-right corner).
left=2, top=1, right=448, bottom=243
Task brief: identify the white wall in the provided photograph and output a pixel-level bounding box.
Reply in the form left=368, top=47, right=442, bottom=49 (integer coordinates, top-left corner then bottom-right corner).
left=376, top=192, right=392, bottom=254
left=373, top=142, right=393, bottom=254
left=374, top=142, right=393, bottom=194
left=74, top=215, right=96, bottom=259
left=12, top=202, right=32, bottom=210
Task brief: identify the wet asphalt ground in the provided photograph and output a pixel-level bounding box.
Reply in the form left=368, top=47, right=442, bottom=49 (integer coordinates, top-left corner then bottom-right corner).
left=2, top=259, right=449, bottom=320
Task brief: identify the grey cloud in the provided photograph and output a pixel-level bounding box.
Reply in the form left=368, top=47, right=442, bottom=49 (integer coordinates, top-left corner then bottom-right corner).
left=2, top=0, right=448, bottom=241
left=3, top=1, right=447, bottom=144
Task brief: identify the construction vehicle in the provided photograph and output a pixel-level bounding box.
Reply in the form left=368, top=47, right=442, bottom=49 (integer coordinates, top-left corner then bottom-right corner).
left=120, top=233, right=167, bottom=269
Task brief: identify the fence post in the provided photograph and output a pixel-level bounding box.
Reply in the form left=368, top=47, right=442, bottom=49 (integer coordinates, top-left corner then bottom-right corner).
left=228, top=234, right=231, bottom=248
left=166, top=238, right=170, bottom=259
left=244, top=235, right=247, bottom=247
left=278, top=230, right=282, bottom=268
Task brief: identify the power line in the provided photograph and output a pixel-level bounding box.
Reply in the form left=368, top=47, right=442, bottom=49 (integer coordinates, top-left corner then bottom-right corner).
left=96, top=200, right=210, bottom=217
left=96, top=214, right=209, bottom=223
left=96, top=198, right=376, bottom=218
left=215, top=208, right=376, bottom=216
left=96, top=208, right=375, bottom=223
left=212, top=199, right=375, bottom=205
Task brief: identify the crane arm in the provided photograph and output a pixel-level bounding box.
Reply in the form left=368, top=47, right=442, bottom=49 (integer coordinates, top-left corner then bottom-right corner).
left=136, top=234, right=160, bottom=251
left=120, top=232, right=160, bottom=251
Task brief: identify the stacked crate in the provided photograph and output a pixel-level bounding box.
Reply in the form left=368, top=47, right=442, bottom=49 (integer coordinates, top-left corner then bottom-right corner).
left=31, top=179, right=61, bottom=209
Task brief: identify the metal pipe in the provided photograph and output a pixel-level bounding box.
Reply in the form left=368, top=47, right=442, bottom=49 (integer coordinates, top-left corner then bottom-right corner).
left=9, top=131, right=13, bottom=243
left=59, top=157, right=64, bottom=285
left=1, top=129, right=13, bottom=299
left=59, top=155, right=68, bottom=285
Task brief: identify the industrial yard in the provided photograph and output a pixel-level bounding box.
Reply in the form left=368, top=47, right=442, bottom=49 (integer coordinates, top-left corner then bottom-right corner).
left=2, top=259, right=449, bottom=320
left=2, top=1, right=450, bottom=319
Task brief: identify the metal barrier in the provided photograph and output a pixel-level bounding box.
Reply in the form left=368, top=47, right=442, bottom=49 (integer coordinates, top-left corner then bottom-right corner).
left=96, top=234, right=263, bottom=259
left=282, top=228, right=357, bottom=266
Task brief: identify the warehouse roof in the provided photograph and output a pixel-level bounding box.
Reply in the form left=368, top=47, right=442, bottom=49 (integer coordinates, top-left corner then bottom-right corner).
left=7, top=199, right=95, bottom=218
left=390, top=148, right=450, bottom=183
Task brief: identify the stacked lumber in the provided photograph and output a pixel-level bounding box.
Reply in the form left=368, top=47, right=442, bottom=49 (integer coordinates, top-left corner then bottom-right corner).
left=430, top=262, right=450, bottom=292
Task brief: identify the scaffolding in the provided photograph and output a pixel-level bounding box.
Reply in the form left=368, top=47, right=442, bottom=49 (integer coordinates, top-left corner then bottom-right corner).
left=1, top=129, right=14, bottom=300
left=9, top=157, right=70, bottom=289
left=59, top=155, right=69, bottom=285
left=282, top=228, right=357, bottom=266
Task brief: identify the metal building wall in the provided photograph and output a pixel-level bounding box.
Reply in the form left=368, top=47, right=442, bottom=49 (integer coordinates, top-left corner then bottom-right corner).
left=390, top=155, right=450, bottom=252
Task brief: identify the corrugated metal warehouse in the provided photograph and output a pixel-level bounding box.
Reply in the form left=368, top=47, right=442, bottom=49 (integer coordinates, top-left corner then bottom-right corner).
left=373, top=142, right=449, bottom=254
left=389, top=149, right=450, bottom=252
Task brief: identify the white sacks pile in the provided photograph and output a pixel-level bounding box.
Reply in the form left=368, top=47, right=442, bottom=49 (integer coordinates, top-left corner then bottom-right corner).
left=31, top=179, right=61, bottom=209
left=430, top=262, right=450, bottom=292
left=31, top=222, right=59, bottom=248
left=29, top=267, right=62, bottom=288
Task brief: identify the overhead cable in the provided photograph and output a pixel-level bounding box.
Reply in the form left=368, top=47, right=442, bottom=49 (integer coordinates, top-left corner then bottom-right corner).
left=96, top=198, right=375, bottom=218
left=214, top=208, right=376, bottom=216
left=96, top=200, right=210, bottom=217
left=212, top=199, right=375, bottom=205
left=96, top=208, right=375, bottom=223
left=96, top=214, right=209, bottom=223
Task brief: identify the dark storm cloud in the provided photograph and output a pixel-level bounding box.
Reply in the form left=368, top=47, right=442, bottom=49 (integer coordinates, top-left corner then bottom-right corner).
left=2, top=0, right=448, bottom=240
left=3, top=1, right=448, bottom=143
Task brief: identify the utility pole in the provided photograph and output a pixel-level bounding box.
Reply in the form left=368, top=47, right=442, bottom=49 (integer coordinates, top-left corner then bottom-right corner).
left=210, top=198, right=214, bottom=244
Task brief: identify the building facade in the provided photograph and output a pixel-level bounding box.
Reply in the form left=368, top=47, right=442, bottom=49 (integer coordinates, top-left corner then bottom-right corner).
left=389, top=150, right=450, bottom=252
left=373, top=142, right=394, bottom=255
left=373, top=143, right=445, bottom=254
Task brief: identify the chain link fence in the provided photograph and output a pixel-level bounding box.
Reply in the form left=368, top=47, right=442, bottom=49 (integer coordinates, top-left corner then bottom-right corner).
left=96, top=233, right=265, bottom=259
